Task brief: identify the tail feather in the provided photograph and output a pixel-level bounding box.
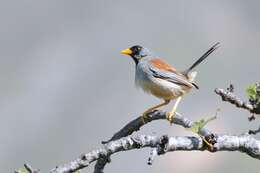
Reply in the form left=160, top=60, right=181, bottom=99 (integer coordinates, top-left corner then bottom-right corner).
left=192, top=82, right=199, bottom=89
left=189, top=71, right=199, bottom=89
left=183, top=42, right=220, bottom=75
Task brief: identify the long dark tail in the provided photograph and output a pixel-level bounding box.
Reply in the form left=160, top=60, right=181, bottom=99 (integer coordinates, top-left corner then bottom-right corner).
left=183, top=42, right=220, bottom=75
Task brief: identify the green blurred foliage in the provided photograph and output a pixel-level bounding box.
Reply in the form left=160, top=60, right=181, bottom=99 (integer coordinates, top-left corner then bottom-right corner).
left=246, top=82, right=260, bottom=103
left=186, top=116, right=216, bottom=134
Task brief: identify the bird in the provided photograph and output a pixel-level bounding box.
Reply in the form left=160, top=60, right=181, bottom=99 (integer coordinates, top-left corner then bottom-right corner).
left=121, top=42, right=220, bottom=123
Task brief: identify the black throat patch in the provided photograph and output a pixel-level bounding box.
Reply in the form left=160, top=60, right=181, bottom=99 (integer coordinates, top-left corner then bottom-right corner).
left=131, top=56, right=139, bottom=65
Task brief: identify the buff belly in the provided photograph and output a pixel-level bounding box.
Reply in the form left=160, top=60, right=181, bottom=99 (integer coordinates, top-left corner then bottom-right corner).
left=135, top=76, right=191, bottom=100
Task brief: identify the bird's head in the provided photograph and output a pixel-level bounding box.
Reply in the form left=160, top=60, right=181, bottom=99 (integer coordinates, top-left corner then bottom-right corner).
left=121, top=45, right=151, bottom=64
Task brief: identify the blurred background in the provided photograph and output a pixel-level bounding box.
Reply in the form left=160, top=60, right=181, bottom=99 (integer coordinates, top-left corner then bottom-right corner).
left=1, top=0, right=260, bottom=172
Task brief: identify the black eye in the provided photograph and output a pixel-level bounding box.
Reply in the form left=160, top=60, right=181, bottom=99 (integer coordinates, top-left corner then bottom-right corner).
left=130, top=45, right=143, bottom=54
left=134, top=47, right=139, bottom=52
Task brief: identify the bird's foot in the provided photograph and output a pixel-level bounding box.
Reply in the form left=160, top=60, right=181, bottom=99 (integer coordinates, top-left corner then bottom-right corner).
left=166, top=111, right=175, bottom=125
left=141, top=112, right=149, bottom=124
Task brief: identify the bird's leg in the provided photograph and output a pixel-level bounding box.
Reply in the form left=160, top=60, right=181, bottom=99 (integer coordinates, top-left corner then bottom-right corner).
left=167, top=97, right=182, bottom=124
left=142, top=100, right=170, bottom=123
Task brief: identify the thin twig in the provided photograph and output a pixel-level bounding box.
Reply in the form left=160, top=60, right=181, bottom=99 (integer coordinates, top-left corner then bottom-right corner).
left=249, top=126, right=260, bottom=135
left=147, top=148, right=158, bottom=165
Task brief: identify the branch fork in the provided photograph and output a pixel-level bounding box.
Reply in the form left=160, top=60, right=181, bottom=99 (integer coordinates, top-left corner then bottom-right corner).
left=17, top=86, right=260, bottom=173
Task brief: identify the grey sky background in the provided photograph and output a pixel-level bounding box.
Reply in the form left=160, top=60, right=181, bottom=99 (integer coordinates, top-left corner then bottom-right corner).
left=1, top=1, right=260, bottom=173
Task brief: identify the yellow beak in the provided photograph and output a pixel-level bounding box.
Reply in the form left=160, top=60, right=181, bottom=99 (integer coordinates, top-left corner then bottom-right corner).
left=121, top=48, right=132, bottom=55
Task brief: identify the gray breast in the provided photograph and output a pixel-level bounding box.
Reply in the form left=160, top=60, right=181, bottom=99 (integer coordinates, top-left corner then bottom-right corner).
left=135, top=58, right=154, bottom=90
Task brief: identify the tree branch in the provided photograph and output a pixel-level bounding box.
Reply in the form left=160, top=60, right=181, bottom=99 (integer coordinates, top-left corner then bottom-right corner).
left=48, top=134, right=260, bottom=173
left=215, top=87, right=260, bottom=120
left=95, top=110, right=213, bottom=173
left=215, top=88, right=254, bottom=112
left=18, top=88, right=260, bottom=173
left=102, top=110, right=211, bottom=144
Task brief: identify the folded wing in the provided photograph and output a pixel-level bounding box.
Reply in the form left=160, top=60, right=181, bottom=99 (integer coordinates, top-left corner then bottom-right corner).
left=149, top=58, right=198, bottom=89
